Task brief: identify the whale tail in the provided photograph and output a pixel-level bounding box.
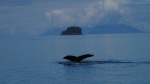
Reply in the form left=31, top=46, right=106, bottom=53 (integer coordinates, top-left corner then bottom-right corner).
left=63, top=54, right=94, bottom=62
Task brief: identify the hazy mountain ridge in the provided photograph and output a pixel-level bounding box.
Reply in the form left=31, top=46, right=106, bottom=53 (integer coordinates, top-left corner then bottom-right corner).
left=84, top=24, right=142, bottom=34
left=42, top=24, right=143, bottom=36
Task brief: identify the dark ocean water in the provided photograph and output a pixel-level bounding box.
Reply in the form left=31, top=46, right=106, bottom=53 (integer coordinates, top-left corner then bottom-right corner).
left=0, top=33, right=150, bottom=84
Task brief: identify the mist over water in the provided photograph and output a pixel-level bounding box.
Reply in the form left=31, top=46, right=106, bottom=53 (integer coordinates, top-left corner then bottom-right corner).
left=0, top=33, right=150, bottom=84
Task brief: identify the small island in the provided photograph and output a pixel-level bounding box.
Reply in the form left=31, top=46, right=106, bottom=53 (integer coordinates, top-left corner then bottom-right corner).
left=61, top=26, right=83, bottom=35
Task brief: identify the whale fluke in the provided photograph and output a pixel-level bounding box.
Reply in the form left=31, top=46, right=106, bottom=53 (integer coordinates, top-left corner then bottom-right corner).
left=63, top=54, right=94, bottom=62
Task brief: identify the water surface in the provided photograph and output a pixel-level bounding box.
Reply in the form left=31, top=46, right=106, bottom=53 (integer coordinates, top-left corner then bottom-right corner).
left=0, top=33, right=150, bottom=84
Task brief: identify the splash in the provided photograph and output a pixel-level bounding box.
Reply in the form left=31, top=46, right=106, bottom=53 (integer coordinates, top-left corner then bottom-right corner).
left=58, top=60, right=150, bottom=66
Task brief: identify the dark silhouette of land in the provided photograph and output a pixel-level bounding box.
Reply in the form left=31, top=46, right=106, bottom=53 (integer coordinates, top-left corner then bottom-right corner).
left=61, top=26, right=83, bottom=35
left=63, top=54, right=94, bottom=62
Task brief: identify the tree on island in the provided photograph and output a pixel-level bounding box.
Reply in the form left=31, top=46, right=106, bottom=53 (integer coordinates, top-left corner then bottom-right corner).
left=61, top=26, right=83, bottom=35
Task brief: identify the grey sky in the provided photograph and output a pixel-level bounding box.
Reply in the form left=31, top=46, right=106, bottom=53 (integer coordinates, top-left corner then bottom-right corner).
left=0, top=0, right=149, bottom=36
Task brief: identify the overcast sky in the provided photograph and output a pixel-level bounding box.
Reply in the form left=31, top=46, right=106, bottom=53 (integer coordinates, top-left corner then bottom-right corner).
left=0, top=0, right=150, bottom=36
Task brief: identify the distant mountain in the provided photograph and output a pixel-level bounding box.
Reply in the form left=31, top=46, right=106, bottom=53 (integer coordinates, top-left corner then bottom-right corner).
left=83, top=24, right=142, bottom=34
left=41, top=24, right=142, bottom=36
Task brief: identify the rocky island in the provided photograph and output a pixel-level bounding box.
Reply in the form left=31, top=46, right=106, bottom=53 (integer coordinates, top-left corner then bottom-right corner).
left=61, top=26, right=83, bottom=35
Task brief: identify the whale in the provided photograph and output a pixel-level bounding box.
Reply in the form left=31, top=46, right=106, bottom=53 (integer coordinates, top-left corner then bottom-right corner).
left=63, top=54, right=94, bottom=62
